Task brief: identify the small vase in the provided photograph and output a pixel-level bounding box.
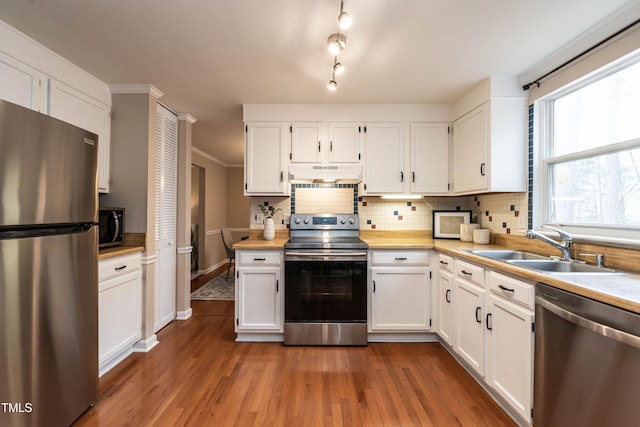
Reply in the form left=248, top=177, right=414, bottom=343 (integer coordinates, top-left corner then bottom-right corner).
left=263, top=217, right=275, bottom=241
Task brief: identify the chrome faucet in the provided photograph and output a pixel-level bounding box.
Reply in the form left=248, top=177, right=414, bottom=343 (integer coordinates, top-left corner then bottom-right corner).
left=526, top=225, right=573, bottom=261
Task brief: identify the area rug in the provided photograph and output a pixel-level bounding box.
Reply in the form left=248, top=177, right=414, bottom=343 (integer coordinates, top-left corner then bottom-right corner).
left=191, top=271, right=235, bottom=301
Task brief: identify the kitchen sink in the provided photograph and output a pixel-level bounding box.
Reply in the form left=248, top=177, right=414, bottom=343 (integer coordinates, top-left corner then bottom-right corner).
left=506, top=259, right=619, bottom=274
left=465, top=249, right=550, bottom=261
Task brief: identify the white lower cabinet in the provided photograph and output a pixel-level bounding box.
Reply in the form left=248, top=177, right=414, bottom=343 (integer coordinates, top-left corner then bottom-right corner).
left=235, top=250, right=283, bottom=336
left=369, top=250, right=432, bottom=332
left=437, top=254, right=454, bottom=345
left=440, top=254, right=534, bottom=425
left=98, top=252, right=142, bottom=376
left=453, top=259, right=486, bottom=376
left=486, top=272, right=534, bottom=424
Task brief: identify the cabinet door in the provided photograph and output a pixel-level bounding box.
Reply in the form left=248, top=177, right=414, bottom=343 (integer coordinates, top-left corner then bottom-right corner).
left=154, top=105, right=178, bottom=333
left=437, top=270, right=454, bottom=345
left=370, top=267, right=430, bottom=331
left=290, top=122, right=323, bottom=163
left=236, top=267, right=282, bottom=331
left=486, top=294, right=534, bottom=423
left=363, top=123, right=405, bottom=194
left=453, top=103, right=488, bottom=194
left=98, top=270, right=141, bottom=369
left=411, top=123, right=449, bottom=194
left=454, top=278, right=485, bottom=376
left=328, top=122, right=360, bottom=163
left=245, top=122, right=288, bottom=195
left=0, top=51, right=46, bottom=112
left=48, top=79, right=111, bottom=193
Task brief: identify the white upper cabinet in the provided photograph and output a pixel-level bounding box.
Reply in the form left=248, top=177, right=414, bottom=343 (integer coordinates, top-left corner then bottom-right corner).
left=452, top=78, right=527, bottom=195
left=362, top=123, right=406, bottom=194
left=327, top=122, right=361, bottom=163
left=290, top=122, right=323, bottom=163
left=290, top=122, right=360, bottom=164
left=363, top=122, right=450, bottom=195
left=48, top=79, right=111, bottom=193
left=1, top=23, right=112, bottom=193
left=410, top=123, right=450, bottom=194
left=0, top=51, right=47, bottom=112
left=244, top=122, right=289, bottom=195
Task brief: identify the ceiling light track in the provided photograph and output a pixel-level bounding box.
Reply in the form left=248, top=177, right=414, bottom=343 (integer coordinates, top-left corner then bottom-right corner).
left=326, top=0, right=352, bottom=91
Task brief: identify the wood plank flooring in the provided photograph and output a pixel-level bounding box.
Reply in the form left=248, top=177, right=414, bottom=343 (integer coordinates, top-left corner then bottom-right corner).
left=75, top=276, right=515, bottom=427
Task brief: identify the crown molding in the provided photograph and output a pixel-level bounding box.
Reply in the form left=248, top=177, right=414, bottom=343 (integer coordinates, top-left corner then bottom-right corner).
left=191, top=146, right=228, bottom=167
left=109, top=84, right=164, bottom=99
left=178, top=113, right=197, bottom=124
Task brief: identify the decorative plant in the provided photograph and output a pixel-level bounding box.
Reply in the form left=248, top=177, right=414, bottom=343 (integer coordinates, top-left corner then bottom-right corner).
left=259, top=204, right=281, bottom=219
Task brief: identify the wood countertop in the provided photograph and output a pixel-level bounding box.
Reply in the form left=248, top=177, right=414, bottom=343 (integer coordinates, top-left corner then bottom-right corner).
left=231, top=231, right=640, bottom=314
left=98, top=245, right=145, bottom=260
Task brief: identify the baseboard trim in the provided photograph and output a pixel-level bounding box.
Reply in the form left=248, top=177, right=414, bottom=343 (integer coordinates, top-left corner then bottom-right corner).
left=176, top=308, right=193, bottom=320
left=132, top=334, right=159, bottom=353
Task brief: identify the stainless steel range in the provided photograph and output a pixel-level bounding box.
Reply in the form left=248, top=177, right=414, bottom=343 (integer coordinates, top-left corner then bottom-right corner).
left=284, top=213, right=368, bottom=346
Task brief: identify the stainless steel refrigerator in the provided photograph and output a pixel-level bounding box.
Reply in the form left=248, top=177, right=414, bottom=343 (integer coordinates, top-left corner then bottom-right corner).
left=0, top=99, right=99, bottom=427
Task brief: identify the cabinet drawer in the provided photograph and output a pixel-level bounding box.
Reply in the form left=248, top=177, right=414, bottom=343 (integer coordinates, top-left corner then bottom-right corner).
left=489, top=272, right=534, bottom=309
left=455, top=259, right=485, bottom=287
left=99, top=253, right=141, bottom=282
left=438, top=254, right=454, bottom=273
left=371, top=250, right=430, bottom=266
left=238, top=251, right=281, bottom=266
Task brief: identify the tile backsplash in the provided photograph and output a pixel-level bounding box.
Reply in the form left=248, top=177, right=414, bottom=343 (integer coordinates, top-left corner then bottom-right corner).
left=249, top=185, right=529, bottom=236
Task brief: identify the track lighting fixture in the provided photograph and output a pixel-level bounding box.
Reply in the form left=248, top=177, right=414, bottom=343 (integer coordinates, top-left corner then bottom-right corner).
left=327, top=33, right=347, bottom=55
left=333, top=57, right=344, bottom=75
left=326, top=0, right=352, bottom=91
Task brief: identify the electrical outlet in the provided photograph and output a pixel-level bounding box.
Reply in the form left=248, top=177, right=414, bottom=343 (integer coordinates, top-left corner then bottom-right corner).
left=256, top=213, right=264, bottom=224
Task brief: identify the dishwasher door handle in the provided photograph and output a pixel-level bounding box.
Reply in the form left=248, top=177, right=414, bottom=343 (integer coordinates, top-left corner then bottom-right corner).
left=536, top=296, right=640, bottom=349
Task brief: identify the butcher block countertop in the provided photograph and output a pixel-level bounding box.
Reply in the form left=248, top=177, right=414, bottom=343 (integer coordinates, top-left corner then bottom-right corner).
left=234, top=229, right=640, bottom=314
left=98, top=245, right=144, bottom=260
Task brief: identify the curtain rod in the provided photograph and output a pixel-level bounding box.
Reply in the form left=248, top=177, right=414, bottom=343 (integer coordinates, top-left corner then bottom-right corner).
left=522, top=18, right=640, bottom=91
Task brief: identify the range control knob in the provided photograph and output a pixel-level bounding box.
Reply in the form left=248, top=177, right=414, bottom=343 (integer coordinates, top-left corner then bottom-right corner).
left=294, top=217, right=301, bottom=224
left=303, top=217, right=310, bottom=224
left=349, top=217, right=356, bottom=224
left=340, top=217, right=347, bottom=224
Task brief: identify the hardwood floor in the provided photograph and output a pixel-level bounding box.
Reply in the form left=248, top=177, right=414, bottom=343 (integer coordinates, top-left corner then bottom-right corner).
left=75, top=293, right=515, bottom=426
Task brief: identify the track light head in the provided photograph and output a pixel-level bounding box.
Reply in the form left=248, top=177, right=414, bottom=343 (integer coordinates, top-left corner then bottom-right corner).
left=327, top=33, right=347, bottom=55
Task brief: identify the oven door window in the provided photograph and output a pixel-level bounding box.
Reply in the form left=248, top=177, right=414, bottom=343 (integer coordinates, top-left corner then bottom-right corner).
left=285, top=260, right=367, bottom=322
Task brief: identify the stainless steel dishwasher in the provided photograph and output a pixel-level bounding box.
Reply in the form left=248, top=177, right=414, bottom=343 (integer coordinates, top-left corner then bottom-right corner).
left=534, top=282, right=640, bottom=426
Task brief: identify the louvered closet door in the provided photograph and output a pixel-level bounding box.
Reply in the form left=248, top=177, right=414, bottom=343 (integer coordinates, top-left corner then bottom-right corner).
left=154, top=104, right=178, bottom=332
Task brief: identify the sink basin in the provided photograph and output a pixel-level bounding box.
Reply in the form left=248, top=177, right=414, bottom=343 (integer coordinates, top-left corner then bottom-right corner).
left=506, top=259, right=619, bottom=274
left=466, top=249, right=550, bottom=261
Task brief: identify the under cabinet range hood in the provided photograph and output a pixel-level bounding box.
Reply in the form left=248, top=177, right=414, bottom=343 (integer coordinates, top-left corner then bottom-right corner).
left=288, top=163, right=362, bottom=183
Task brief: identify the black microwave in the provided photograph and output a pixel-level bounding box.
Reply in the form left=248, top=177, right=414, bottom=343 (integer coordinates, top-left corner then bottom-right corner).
left=99, top=208, right=125, bottom=248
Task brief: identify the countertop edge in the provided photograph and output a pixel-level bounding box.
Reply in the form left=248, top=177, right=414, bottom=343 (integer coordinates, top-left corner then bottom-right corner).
left=98, top=245, right=145, bottom=260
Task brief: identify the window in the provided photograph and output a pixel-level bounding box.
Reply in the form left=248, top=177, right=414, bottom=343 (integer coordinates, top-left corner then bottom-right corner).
left=537, top=52, right=640, bottom=241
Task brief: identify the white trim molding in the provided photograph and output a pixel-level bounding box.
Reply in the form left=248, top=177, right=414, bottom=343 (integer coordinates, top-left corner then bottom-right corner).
left=109, top=84, right=164, bottom=99
left=132, top=334, right=159, bottom=353
left=140, top=254, right=158, bottom=265
left=176, top=308, right=193, bottom=320
left=205, top=229, right=221, bottom=237
left=178, top=113, right=197, bottom=124
left=192, top=146, right=229, bottom=167
left=177, top=245, right=193, bottom=254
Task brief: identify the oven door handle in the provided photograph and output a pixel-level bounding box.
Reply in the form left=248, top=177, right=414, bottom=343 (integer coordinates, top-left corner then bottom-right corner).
left=285, top=251, right=368, bottom=257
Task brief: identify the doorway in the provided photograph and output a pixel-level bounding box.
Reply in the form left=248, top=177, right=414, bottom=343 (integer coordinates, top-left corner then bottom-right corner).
left=191, top=164, right=205, bottom=279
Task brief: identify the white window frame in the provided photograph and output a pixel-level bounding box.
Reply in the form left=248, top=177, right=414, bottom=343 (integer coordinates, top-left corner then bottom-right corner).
left=533, top=51, right=640, bottom=246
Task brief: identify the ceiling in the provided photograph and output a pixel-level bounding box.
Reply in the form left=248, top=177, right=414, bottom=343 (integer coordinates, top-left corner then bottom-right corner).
left=0, top=1, right=637, bottom=166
